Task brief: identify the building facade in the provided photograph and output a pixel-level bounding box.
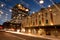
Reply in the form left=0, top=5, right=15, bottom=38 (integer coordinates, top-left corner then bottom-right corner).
left=22, top=3, right=60, bottom=36
left=10, top=4, right=29, bottom=31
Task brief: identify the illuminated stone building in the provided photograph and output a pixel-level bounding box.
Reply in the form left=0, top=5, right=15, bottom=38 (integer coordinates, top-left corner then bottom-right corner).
left=10, top=4, right=29, bottom=31
left=22, top=3, right=60, bottom=36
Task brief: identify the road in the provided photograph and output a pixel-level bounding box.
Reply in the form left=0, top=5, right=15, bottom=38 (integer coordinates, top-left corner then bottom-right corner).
left=0, top=31, right=50, bottom=40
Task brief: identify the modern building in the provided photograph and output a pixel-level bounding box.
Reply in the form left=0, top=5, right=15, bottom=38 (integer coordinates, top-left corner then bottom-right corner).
left=22, top=3, right=60, bottom=36
left=10, top=4, right=30, bottom=31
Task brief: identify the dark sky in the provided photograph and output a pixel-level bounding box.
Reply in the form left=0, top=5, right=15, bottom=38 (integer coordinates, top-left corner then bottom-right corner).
left=0, top=0, right=60, bottom=25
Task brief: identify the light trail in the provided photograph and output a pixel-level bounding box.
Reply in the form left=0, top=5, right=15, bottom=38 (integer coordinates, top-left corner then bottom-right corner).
left=50, top=0, right=60, bottom=12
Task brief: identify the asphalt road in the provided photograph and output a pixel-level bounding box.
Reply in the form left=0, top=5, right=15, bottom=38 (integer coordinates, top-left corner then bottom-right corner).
left=0, top=31, right=50, bottom=40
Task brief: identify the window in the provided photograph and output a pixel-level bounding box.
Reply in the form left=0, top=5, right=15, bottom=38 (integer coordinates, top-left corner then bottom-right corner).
left=33, top=22, right=35, bottom=25
left=39, top=15, right=40, bottom=18
left=39, top=21, right=41, bottom=24
left=45, top=13, right=48, bottom=17
left=46, top=20, right=48, bottom=24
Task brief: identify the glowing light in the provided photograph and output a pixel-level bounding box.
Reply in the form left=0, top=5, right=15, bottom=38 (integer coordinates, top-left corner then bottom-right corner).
left=18, top=4, right=21, bottom=7
left=39, top=0, right=44, bottom=4
left=38, top=29, right=45, bottom=35
left=17, top=29, right=20, bottom=33
left=30, top=25, right=32, bottom=26
left=22, top=15, right=24, bottom=16
left=50, top=23, right=53, bottom=25
left=21, top=28, right=25, bottom=32
left=42, top=23, right=44, bottom=26
left=28, top=29, right=31, bottom=33
left=9, top=9, right=12, bottom=12
left=48, top=5, right=51, bottom=7
left=28, top=16, right=30, bottom=18
left=32, top=11, right=35, bottom=14
left=36, top=25, right=38, bottom=26
left=26, top=9, right=29, bottom=11
left=1, top=4, right=4, bottom=7
left=38, top=13, right=40, bottom=15
left=49, top=9, right=52, bottom=11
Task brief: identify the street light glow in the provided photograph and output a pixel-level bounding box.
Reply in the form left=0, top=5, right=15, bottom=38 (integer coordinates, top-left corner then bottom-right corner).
left=39, top=0, right=44, bottom=4
left=28, top=29, right=31, bottom=33
left=18, top=4, right=21, bottom=7
left=1, top=4, right=4, bottom=7
left=17, top=29, right=20, bottom=33
left=32, top=11, right=35, bottom=14
left=9, top=9, right=12, bottom=12
left=50, top=23, right=53, bottom=25
left=21, top=28, right=25, bottom=32
left=48, top=5, right=51, bottom=7
left=26, top=9, right=29, bottom=11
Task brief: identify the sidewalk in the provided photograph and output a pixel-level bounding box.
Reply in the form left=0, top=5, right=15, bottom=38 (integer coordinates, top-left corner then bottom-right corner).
left=5, top=31, right=60, bottom=40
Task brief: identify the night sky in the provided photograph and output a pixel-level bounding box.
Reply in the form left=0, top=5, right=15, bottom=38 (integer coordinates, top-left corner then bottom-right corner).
left=0, top=0, right=60, bottom=25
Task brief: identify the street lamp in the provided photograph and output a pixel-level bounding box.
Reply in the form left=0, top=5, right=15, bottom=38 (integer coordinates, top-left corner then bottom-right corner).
left=32, top=11, right=35, bottom=14
left=9, top=9, right=12, bottom=12
left=0, top=4, right=4, bottom=7
left=39, top=0, right=44, bottom=4
left=48, top=5, right=51, bottom=8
